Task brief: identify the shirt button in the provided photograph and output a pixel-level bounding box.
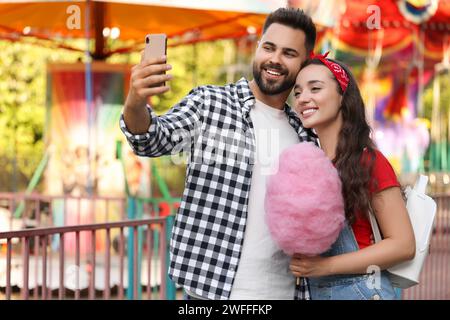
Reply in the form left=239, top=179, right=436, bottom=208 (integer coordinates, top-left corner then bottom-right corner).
left=372, top=294, right=381, bottom=300
left=230, top=267, right=235, bottom=272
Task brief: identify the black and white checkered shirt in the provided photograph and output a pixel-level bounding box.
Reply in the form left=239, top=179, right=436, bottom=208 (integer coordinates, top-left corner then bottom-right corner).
left=120, top=78, right=317, bottom=300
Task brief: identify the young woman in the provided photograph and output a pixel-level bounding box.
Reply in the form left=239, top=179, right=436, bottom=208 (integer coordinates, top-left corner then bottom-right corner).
left=290, top=52, right=416, bottom=300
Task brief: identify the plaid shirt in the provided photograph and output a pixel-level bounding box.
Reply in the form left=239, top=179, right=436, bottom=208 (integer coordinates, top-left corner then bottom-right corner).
left=120, top=78, right=317, bottom=300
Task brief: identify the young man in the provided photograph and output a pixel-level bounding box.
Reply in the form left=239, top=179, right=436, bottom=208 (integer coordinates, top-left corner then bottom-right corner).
left=120, top=8, right=317, bottom=300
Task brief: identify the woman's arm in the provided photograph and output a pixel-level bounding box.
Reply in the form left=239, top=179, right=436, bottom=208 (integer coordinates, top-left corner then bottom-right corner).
left=328, top=186, right=415, bottom=274
left=290, top=186, right=416, bottom=277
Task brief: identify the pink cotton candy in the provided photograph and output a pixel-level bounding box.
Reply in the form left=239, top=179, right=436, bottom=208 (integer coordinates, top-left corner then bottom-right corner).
left=265, top=142, right=345, bottom=256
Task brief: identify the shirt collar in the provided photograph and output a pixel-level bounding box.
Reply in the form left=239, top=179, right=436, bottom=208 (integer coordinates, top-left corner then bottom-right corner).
left=236, top=78, right=255, bottom=117
left=236, top=77, right=317, bottom=140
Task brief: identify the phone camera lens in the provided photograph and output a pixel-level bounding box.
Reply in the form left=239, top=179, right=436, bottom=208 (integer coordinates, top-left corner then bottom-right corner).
left=146, top=37, right=149, bottom=44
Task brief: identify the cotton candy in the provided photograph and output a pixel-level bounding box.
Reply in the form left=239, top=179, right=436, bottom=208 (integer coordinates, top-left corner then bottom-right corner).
left=265, top=142, right=345, bottom=256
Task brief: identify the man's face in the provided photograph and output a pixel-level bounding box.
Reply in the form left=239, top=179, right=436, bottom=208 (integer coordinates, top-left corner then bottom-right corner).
left=253, top=23, right=308, bottom=95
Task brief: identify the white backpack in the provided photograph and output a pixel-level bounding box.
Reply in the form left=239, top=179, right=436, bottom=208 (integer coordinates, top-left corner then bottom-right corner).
left=369, top=175, right=437, bottom=288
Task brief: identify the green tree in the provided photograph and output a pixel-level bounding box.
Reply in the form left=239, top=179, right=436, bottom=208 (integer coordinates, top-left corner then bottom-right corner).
left=0, top=40, right=83, bottom=192
left=422, top=71, right=450, bottom=172
left=422, top=71, right=450, bottom=121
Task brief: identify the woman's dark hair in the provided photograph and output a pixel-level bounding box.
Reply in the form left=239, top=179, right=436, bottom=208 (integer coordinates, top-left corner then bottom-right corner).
left=300, top=58, right=377, bottom=223
left=262, top=8, right=316, bottom=53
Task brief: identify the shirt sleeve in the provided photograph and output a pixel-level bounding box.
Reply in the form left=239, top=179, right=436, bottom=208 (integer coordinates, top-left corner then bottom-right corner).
left=368, top=149, right=401, bottom=195
left=119, top=86, right=204, bottom=157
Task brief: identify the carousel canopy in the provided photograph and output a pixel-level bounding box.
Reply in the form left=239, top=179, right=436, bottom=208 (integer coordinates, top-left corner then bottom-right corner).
left=1, top=0, right=449, bottom=63
left=0, top=0, right=284, bottom=54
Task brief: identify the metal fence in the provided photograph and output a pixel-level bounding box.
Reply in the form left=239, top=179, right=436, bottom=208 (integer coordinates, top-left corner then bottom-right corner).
left=0, top=192, right=127, bottom=229
left=0, top=218, right=169, bottom=300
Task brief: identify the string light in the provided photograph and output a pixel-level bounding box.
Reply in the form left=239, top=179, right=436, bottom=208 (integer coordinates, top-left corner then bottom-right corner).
left=110, top=27, right=120, bottom=39
left=429, top=174, right=436, bottom=184
left=246, top=26, right=256, bottom=34
left=102, top=27, right=110, bottom=37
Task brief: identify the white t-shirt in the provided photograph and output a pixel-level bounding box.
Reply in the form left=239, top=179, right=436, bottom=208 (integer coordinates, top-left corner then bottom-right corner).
left=229, top=99, right=299, bottom=299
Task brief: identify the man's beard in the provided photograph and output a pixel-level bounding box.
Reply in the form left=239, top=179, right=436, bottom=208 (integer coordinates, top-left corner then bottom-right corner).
left=252, top=62, right=296, bottom=95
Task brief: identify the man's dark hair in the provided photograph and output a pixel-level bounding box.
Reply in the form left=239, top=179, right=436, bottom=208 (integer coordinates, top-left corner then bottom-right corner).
left=262, top=7, right=316, bottom=53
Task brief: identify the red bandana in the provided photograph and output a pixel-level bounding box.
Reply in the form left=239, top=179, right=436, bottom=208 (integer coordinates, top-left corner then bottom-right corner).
left=309, top=51, right=349, bottom=93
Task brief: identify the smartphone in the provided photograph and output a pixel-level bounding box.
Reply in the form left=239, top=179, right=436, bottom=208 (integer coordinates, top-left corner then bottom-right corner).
left=144, top=34, right=167, bottom=87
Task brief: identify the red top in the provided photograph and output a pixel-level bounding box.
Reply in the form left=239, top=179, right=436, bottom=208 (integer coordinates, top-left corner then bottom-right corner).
left=351, top=149, right=400, bottom=249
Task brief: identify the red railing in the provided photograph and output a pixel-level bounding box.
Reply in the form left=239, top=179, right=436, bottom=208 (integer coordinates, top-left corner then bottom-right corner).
left=0, top=218, right=167, bottom=300
left=0, top=192, right=127, bottom=229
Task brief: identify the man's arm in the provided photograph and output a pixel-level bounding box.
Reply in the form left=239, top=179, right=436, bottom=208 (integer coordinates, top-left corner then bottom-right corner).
left=123, top=55, right=172, bottom=134
left=120, top=54, right=204, bottom=158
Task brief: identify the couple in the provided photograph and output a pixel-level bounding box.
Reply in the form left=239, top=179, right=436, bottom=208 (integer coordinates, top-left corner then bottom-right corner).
left=120, top=8, right=415, bottom=300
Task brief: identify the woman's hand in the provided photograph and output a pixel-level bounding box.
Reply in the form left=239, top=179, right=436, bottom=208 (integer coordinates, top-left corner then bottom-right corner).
left=290, top=253, right=333, bottom=278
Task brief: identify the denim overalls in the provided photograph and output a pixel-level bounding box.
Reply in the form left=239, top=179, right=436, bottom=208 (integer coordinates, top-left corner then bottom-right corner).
left=308, top=222, right=399, bottom=300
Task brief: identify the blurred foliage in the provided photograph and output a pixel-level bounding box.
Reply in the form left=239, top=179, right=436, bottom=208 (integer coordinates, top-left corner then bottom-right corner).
left=0, top=40, right=83, bottom=192
left=422, top=71, right=450, bottom=122
left=422, top=71, right=450, bottom=174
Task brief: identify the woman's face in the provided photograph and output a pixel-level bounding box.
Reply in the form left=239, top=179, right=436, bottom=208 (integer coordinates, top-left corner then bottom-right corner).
left=293, top=64, right=343, bottom=131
